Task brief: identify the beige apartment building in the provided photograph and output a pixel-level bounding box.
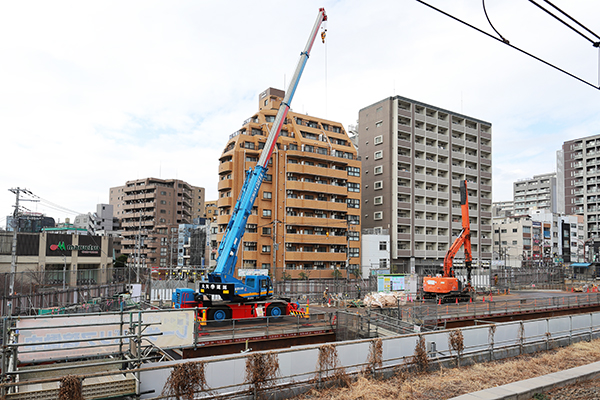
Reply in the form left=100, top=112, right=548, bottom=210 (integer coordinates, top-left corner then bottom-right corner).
left=109, top=178, right=205, bottom=275
left=217, top=88, right=361, bottom=280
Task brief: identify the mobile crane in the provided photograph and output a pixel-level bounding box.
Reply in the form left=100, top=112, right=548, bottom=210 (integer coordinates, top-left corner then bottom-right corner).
left=422, top=180, right=475, bottom=303
left=173, top=8, right=327, bottom=321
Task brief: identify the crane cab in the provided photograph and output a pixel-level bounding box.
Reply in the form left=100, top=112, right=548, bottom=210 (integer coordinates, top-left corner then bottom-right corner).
left=243, top=275, right=273, bottom=299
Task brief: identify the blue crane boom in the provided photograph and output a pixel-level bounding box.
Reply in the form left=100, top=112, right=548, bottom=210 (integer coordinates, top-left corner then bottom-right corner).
left=208, top=8, right=328, bottom=301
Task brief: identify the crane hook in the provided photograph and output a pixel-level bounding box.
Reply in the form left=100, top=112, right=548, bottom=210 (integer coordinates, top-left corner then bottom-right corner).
left=321, top=29, right=327, bottom=44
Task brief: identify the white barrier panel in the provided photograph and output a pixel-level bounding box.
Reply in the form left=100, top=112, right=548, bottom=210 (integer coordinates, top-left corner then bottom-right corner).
left=16, top=309, right=195, bottom=363
left=139, top=311, right=600, bottom=398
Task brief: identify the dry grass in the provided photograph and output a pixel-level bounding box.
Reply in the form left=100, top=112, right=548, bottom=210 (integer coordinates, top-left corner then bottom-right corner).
left=295, top=338, right=600, bottom=400
left=245, top=352, right=280, bottom=396
left=58, top=375, right=83, bottom=400
left=162, top=361, right=208, bottom=400
left=315, top=344, right=351, bottom=388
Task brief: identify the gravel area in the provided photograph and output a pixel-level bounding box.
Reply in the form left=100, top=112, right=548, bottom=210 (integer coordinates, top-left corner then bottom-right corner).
left=530, top=378, right=600, bottom=400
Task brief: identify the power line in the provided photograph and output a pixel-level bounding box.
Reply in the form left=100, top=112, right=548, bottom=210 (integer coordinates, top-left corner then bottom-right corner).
left=542, top=0, right=600, bottom=43
left=529, top=0, right=600, bottom=47
left=415, top=0, right=600, bottom=91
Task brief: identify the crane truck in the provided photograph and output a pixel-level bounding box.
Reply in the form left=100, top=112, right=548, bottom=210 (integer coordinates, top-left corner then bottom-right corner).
left=422, top=180, right=475, bottom=303
left=173, top=8, right=328, bottom=321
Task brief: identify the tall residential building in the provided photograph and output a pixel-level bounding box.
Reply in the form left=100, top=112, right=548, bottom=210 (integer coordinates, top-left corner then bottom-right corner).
left=217, top=87, right=361, bottom=280
left=492, top=201, right=514, bottom=217
left=358, top=96, right=493, bottom=275
left=204, top=200, right=218, bottom=222
left=109, top=178, right=204, bottom=274
left=513, top=173, right=557, bottom=214
left=558, top=134, right=600, bottom=240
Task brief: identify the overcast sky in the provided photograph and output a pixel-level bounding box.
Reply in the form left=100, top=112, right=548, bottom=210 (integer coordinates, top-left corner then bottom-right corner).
left=1, top=0, right=600, bottom=226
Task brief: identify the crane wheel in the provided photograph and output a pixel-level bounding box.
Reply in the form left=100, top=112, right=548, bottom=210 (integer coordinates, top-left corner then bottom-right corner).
left=208, top=307, right=231, bottom=321
left=267, top=303, right=285, bottom=318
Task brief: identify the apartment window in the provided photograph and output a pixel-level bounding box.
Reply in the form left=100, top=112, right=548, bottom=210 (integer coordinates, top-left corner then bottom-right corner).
left=512, top=228, right=518, bottom=233
left=161, top=191, right=167, bottom=195
left=246, top=224, right=257, bottom=233
left=379, top=241, right=387, bottom=251
left=262, top=209, right=272, bottom=217
left=374, top=150, right=383, bottom=160
left=243, top=242, right=257, bottom=251
left=374, top=166, right=383, bottom=175
left=264, top=174, right=272, bottom=182
left=347, top=166, right=360, bottom=176
left=374, top=181, right=383, bottom=190
left=374, top=211, right=383, bottom=220
left=160, top=209, right=166, bottom=214
left=261, top=245, right=271, bottom=253
left=263, top=191, right=272, bottom=199
left=374, top=135, right=383, bottom=145
left=348, top=231, right=359, bottom=241
left=347, top=198, right=360, bottom=209
left=348, top=215, right=360, bottom=225
left=348, top=248, right=359, bottom=258
left=262, top=263, right=270, bottom=269
left=262, top=227, right=272, bottom=235
left=348, top=182, right=360, bottom=192
left=374, top=196, right=383, bottom=205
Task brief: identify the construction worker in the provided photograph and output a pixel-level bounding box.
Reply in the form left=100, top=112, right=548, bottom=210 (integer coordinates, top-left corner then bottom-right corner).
left=323, top=287, right=329, bottom=305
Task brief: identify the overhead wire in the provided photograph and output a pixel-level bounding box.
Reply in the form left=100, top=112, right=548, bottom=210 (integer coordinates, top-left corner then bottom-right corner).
left=541, top=0, right=600, bottom=45
left=528, top=0, right=599, bottom=46
left=415, top=0, right=600, bottom=90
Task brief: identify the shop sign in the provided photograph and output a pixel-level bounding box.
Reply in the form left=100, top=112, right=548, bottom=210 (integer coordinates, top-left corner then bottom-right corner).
left=50, top=241, right=100, bottom=252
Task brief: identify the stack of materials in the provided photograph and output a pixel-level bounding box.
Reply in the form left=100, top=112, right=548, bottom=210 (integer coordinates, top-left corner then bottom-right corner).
left=362, top=292, right=408, bottom=308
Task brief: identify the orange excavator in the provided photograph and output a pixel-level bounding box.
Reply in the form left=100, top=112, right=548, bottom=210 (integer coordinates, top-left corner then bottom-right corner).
left=422, top=180, right=475, bottom=303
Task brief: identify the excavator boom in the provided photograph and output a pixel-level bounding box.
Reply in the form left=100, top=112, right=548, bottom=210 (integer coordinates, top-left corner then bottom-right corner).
left=422, top=180, right=474, bottom=302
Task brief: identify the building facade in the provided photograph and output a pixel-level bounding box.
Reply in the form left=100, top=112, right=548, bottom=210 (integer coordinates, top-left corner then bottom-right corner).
left=216, top=87, right=361, bottom=281
left=109, top=178, right=204, bottom=275
left=6, top=213, right=55, bottom=233
left=558, top=134, right=600, bottom=240
left=360, top=229, right=390, bottom=279
left=493, top=211, right=584, bottom=267
left=492, top=201, right=514, bottom=217
left=0, top=231, right=115, bottom=287
left=358, top=95, right=493, bottom=275
left=513, top=173, right=557, bottom=215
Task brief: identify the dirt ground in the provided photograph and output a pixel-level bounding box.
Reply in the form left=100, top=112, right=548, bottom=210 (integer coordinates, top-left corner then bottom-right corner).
left=292, top=339, right=600, bottom=400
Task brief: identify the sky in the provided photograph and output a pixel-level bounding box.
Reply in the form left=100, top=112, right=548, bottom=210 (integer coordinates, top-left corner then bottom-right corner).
left=1, top=0, right=600, bottom=226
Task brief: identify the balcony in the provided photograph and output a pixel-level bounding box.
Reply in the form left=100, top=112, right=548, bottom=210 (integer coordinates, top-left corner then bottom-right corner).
left=286, top=181, right=348, bottom=196
left=286, top=163, right=347, bottom=179
left=219, top=161, right=233, bottom=173
left=285, top=251, right=346, bottom=263
left=285, top=215, right=347, bottom=228
left=218, top=179, right=233, bottom=191
left=285, top=198, right=347, bottom=212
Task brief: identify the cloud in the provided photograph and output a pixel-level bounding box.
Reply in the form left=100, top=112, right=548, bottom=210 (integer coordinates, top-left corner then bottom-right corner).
left=1, top=0, right=600, bottom=224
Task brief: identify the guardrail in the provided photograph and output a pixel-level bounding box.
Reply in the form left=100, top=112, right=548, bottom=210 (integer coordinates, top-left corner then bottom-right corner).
left=400, top=292, right=600, bottom=327
left=5, top=301, right=600, bottom=399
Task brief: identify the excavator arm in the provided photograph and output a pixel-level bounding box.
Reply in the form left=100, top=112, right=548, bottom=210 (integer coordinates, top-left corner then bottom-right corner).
left=443, top=180, right=472, bottom=283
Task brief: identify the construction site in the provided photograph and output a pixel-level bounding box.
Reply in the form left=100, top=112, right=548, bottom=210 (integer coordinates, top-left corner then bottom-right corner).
left=3, top=3, right=600, bottom=400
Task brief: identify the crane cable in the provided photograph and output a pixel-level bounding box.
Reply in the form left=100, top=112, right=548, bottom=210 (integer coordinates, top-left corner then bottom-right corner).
left=415, top=0, right=600, bottom=90
left=322, top=22, right=328, bottom=119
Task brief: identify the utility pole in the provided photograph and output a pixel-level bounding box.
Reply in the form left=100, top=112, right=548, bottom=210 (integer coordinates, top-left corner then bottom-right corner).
left=8, top=188, right=38, bottom=315
left=271, top=220, right=281, bottom=287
